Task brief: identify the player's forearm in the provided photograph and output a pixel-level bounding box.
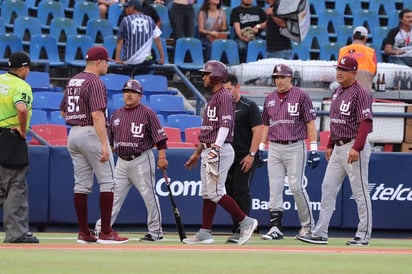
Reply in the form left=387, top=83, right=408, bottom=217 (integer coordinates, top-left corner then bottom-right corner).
left=91, top=110, right=109, bottom=147
left=250, top=125, right=263, bottom=153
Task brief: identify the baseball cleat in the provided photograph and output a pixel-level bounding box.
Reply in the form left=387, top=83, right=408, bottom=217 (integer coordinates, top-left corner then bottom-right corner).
left=238, top=217, right=258, bottom=245
left=97, top=230, right=129, bottom=244
left=6, top=232, right=40, bottom=244
left=182, top=229, right=214, bottom=244
left=225, top=233, right=240, bottom=244
left=77, top=231, right=98, bottom=244
left=346, top=237, right=369, bottom=246
left=296, top=234, right=328, bottom=245
left=294, top=227, right=311, bottom=240
left=139, top=234, right=164, bottom=242
left=261, top=226, right=284, bottom=240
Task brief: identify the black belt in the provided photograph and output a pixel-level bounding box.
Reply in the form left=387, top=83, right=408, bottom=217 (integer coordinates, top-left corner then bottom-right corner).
left=201, top=142, right=230, bottom=149
left=118, top=153, right=142, bottom=161
left=271, top=140, right=299, bottom=145
left=334, top=138, right=354, bottom=146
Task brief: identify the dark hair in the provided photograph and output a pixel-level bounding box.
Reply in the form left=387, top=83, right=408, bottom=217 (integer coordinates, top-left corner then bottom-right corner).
left=225, top=73, right=238, bottom=85
left=399, top=9, right=411, bottom=20
left=199, top=0, right=222, bottom=15
left=353, top=32, right=366, bottom=40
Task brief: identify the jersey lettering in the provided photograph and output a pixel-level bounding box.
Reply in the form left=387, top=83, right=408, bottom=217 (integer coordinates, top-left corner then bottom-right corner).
left=288, top=103, right=299, bottom=116
left=339, top=100, right=351, bottom=116
left=207, top=106, right=218, bottom=121
left=67, top=95, right=80, bottom=113
left=131, top=122, right=144, bottom=138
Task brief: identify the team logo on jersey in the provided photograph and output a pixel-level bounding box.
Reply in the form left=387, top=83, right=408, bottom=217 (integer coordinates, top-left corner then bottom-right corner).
left=131, top=122, right=144, bottom=138
left=267, top=100, right=275, bottom=107
left=287, top=103, right=299, bottom=116
left=207, top=106, right=218, bottom=121
left=339, top=100, right=351, bottom=115
left=131, top=18, right=149, bottom=34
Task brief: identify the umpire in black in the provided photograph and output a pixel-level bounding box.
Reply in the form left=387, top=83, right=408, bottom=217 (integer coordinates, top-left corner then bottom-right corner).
left=224, top=73, right=263, bottom=243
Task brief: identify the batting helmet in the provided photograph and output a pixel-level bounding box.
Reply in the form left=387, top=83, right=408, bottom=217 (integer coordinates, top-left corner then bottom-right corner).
left=272, top=64, right=293, bottom=77
left=199, top=60, right=228, bottom=83
left=122, top=79, right=143, bottom=93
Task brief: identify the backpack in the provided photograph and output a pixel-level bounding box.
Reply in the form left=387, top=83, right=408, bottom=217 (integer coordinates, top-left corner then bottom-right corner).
left=276, top=0, right=310, bottom=43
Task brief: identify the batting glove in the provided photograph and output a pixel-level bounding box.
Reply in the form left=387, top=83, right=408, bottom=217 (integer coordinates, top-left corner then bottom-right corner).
left=206, top=147, right=220, bottom=179
left=307, top=150, right=320, bottom=169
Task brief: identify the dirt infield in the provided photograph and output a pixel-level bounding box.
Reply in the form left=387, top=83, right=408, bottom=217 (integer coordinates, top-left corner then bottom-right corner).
left=1, top=243, right=411, bottom=254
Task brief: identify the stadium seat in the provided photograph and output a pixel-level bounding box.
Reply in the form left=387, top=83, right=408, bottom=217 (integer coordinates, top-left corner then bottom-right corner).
left=0, top=33, right=23, bottom=65
left=167, top=114, right=202, bottom=140
left=163, top=127, right=182, bottom=142
left=336, top=25, right=355, bottom=47
left=160, top=20, right=173, bottom=39
left=37, top=0, right=65, bottom=31
left=149, top=95, right=194, bottom=119
left=353, top=9, right=380, bottom=35
left=107, top=3, right=123, bottom=33
left=291, top=42, right=310, bottom=60
left=0, top=0, right=29, bottom=29
left=152, top=38, right=170, bottom=64
left=0, top=18, right=5, bottom=34
left=86, top=18, right=114, bottom=45
left=103, top=35, right=118, bottom=61
left=30, top=109, right=49, bottom=126
left=64, top=34, right=94, bottom=67
left=29, top=34, right=65, bottom=72
left=371, top=26, right=391, bottom=62
left=13, top=16, right=42, bottom=47
left=319, top=42, right=341, bottom=61
left=49, top=17, right=77, bottom=47
left=49, top=110, right=67, bottom=126
left=167, top=141, right=195, bottom=148
left=318, top=130, right=331, bottom=151
left=174, top=37, right=204, bottom=71
left=333, top=1, right=362, bottom=25
left=151, top=4, right=170, bottom=24
left=100, top=73, right=131, bottom=94
left=317, top=9, right=344, bottom=42
left=108, top=93, right=149, bottom=115
left=134, top=74, right=177, bottom=99
left=246, top=39, right=267, bottom=63
left=32, top=92, right=64, bottom=111
left=303, top=25, right=330, bottom=58
left=210, top=39, right=240, bottom=66
left=29, top=124, right=68, bottom=146
left=26, top=71, right=54, bottom=92
left=72, top=1, right=100, bottom=33
left=387, top=10, right=401, bottom=30
left=157, top=114, right=165, bottom=125
left=184, top=127, right=201, bottom=146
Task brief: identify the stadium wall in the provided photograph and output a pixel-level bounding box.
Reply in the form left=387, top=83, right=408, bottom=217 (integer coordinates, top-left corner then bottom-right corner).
left=5, top=146, right=412, bottom=230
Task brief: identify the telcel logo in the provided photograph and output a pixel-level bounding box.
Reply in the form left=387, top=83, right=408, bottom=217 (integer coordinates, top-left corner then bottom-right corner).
left=370, top=183, right=412, bottom=201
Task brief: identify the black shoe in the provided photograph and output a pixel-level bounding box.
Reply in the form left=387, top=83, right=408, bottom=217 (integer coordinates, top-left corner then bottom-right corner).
left=346, top=237, right=369, bottom=246
left=7, top=232, right=39, bottom=244
left=296, top=234, right=328, bottom=245
left=139, top=234, right=163, bottom=242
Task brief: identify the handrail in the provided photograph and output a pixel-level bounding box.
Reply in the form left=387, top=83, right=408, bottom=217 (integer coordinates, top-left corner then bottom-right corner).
left=150, top=64, right=206, bottom=115
left=28, top=128, right=51, bottom=146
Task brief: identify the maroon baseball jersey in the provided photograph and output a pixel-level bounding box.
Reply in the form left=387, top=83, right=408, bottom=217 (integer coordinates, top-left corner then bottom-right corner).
left=262, top=86, right=316, bottom=141
left=329, top=81, right=373, bottom=140
left=109, top=103, right=167, bottom=156
left=60, top=72, right=108, bottom=126
left=198, top=87, right=235, bottom=144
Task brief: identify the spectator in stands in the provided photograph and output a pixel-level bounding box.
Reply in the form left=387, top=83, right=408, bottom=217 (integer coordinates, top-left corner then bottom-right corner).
left=265, top=0, right=291, bottom=59
left=97, top=0, right=125, bottom=19
left=230, top=0, right=266, bottom=62
left=142, top=0, right=162, bottom=27
left=116, top=0, right=165, bottom=75
left=383, top=8, right=412, bottom=67
left=170, top=0, right=195, bottom=40
left=0, top=52, right=39, bottom=244
left=338, top=26, right=377, bottom=92
left=197, top=0, right=228, bottom=61
left=223, top=73, right=262, bottom=243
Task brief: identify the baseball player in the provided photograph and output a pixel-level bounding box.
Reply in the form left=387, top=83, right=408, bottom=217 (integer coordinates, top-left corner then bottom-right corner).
left=297, top=56, right=373, bottom=246
left=60, top=46, right=128, bottom=244
left=95, top=79, right=168, bottom=242
left=183, top=60, right=258, bottom=245
left=223, top=73, right=263, bottom=243
left=0, top=52, right=39, bottom=243
left=116, top=0, right=164, bottom=75
left=260, top=63, right=319, bottom=240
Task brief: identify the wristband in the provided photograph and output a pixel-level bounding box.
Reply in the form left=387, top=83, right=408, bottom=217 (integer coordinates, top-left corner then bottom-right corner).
left=310, top=141, right=318, bottom=151
left=259, top=142, right=266, bottom=151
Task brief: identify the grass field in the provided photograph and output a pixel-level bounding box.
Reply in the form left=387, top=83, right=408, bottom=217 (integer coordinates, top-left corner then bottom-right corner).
left=0, top=232, right=411, bottom=274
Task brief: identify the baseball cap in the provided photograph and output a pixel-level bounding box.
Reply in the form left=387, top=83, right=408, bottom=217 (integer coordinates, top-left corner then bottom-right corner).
left=336, top=55, right=358, bottom=71
left=8, top=51, right=31, bottom=68
left=122, top=79, right=143, bottom=93
left=272, top=64, right=293, bottom=77
left=123, top=0, right=141, bottom=9
left=353, top=26, right=368, bottom=38
left=85, top=46, right=114, bottom=62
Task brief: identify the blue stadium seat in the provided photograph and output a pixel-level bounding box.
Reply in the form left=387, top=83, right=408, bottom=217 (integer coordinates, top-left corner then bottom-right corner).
left=0, top=0, right=29, bottom=29
left=167, top=114, right=202, bottom=141
left=134, top=74, right=178, bottom=99
left=151, top=4, right=170, bottom=24
left=210, top=39, right=240, bottom=66
left=336, top=25, right=355, bottom=47
left=302, top=25, right=330, bottom=58
left=387, top=10, right=401, bottom=30
left=319, top=42, right=341, bottom=61
left=13, top=16, right=42, bottom=47
left=352, top=9, right=380, bottom=35
left=49, top=17, right=77, bottom=47
left=0, top=18, right=5, bottom=34
left=174, top=38, right=204, bottom=71
left=32, top=92, right=64, bottom=111
left=64, top=35, right=94, bottom=67
left=100, top=73, right=131, bottom=94
left=160, top=20, right=173, bottom=39
left=30, top=109, right=49, bottom=125
left=72, top=1, right=100, bottom=33
left=29, top=34, right=65, bottom=72
left=246, top=39, right=267, bottom=63
left=0, top=33, right=23, bottom=64
left=49, top=110, right=67, bottom=126
left=333, top=1, right=362, bottom=24
left=317, top=9, right=344, bottom=42
left=291, top=42, right=310, bottom=60
left=37, top=0, right=65, bottom=31
left=152, top=38, right=170, bottom=64
left=107, top=3, right=123, bottom=33
left=26, top=71, right=53, bottom=92
left=86, top=18, right=114, bottom=45
left=149, top=95, right=194, bottom=120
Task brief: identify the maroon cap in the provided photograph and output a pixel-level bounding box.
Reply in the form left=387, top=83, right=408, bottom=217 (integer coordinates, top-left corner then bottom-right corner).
left=85, top=46, right=114, bottom=61
left=272, top=64, right=293, bottom=77
left=336, top=56, right=358, bottom=71
left=122, top=79, right=143, bottom=93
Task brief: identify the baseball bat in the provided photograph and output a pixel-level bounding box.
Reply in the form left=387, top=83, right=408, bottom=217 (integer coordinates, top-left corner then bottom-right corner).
left=161, top=169, right=187, bottom=242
